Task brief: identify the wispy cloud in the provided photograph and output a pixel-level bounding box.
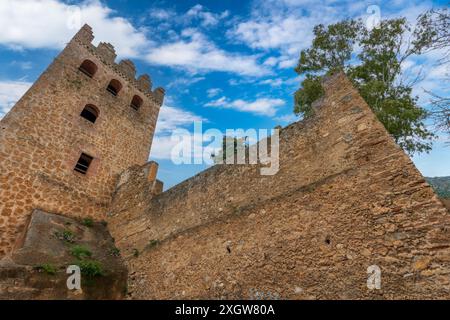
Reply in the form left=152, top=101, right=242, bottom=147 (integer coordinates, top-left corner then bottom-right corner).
left=186, top=4, right=229, bottom=27
left=274, top=113, right=299, bottom=123
left=207, top=88, right=222, bottom=98
left=0, top=0, right=149, bottom=57
left=146, top=30, right=269, bottom=76
left=148, top=8, right=176, bottom=21
left=155, top=105, right=205, bottom=134
left=0, top=81, right=32, bottom=118
left=167, top=76, right=206, bottom=89
left=10, top=60, right=33, bottom=70
left=226, top=0, right=349, bottom=71
left=0, top=0, right=268, bottom=77
left=259, top=78, right=284, bottom=87
left=205, top=96, right=285, bottom=116
left=150, top=104, right=207, bottom=160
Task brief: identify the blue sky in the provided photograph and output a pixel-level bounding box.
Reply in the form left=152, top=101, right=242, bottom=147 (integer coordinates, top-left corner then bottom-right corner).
left=0, top=0, right=448, bottom=189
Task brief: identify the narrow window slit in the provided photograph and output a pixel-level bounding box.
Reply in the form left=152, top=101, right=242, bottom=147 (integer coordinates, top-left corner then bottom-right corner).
left=74, top=153, right=93, bottom=175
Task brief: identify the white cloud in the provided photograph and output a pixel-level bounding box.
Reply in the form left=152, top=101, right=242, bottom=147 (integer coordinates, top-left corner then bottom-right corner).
left=278, top=57, right=297, bottom=69
left=155, top=105, right=205, bottom=134
left=167, top=76, right=205, bottom=89
left=259, top=78, right=283, bottom=87
left=10, top=60, right=33, bottom=70
left=151, top=104, right=207, bottom=160
left=151, top=132, right=218, bottom=162
left=228, top=0, right=384, bottom=70
left=0, top=81, right=32, bottom=118
left=0, top=0, right=150, bottom=57
left=186, top=4, right=229, bottom=27
left=205, top=97, right=285, bottom=116
left=258, top=76, right=300, bottom=87
left=227, top=10, right=325, bottom=71
left=261, top=55, right=298, bottom=69
left=274, top=113, right=299, bottom=123
left=263, top=57, right=278, bottom=66
left=205, top=96, right=228, bottom=107
left=401, top=49, right=449, bottom=106
left=148, top=8, right=176, bottom=21
left=150, top=135, right=178, bottom=160
left=207, top=88, right=222, bottom=98
left=146, top=31, right=269, bottom=76
left=228, top=78, right=258, bottom=86
left=0, top=0, right=272, bottom=77
left=230, top=16, right=309, bottom=51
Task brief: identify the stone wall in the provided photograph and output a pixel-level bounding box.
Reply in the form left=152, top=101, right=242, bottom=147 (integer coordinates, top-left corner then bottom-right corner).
left=0, top=210, right=127, bottom=300
left=108, top=73, right=450, bottom=299
left=0, top=25, right=163, bottom=258
left=442, top=199, right=450, bottom=211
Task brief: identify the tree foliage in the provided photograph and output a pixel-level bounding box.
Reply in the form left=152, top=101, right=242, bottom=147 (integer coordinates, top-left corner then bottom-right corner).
left=417, top=8, right=449, bottom=144
left=211, top=136, right=248, bottom=164
left=415, top=8, right=450, bottom=64
left=428, top=92, right=450, bottom=145
left=294, top=16, right=438, bottom=154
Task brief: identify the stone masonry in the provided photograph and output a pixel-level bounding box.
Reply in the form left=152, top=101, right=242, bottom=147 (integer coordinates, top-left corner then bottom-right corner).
left=108, top=73, right=450, bottom=299
left=1, top=24, right=449, bottom=300
left=0, top=24, right=164, bottom=258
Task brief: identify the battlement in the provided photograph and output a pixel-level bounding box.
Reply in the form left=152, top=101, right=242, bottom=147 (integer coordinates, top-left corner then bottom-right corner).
left=72, top=24, right=164, bottom=106
left=0, top=24, right=164, bottom=259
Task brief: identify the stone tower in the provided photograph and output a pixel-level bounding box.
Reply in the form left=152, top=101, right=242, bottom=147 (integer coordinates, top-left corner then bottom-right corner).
left=0, top=24, right=164, bottom=258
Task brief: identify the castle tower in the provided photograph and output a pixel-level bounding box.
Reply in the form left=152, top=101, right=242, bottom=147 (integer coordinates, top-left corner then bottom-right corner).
left=0, top=25, right=164, bottom=257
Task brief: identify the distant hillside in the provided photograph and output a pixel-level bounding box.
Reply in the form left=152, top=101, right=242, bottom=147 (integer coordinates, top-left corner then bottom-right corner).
left=426, top=176, right=450, bottom=199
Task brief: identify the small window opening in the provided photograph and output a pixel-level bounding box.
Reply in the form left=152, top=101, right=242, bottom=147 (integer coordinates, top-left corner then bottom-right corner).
left=80, top=105, right=99, bottom=123
left=74, top=153, right=93, bottom=175
left=130, top=95, right=143, bottom=111
left=106, top=79, right=122, bottom=96
left=79, top=60, right=97, bottom=78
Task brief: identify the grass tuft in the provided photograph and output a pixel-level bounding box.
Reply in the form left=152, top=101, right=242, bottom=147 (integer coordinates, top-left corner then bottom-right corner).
left=70, top=245, right=92, bottom=260
left=35, top=264, right=57, bottom=275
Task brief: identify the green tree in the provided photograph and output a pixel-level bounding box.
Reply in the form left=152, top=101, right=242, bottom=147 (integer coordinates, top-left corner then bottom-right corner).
left=416, top=8, right=449, bottom=144
left=294, top=17, right=436, bottom=154
left=211, top=136, right=248, bottom=164
left=415, top=8, right=449, bottom=64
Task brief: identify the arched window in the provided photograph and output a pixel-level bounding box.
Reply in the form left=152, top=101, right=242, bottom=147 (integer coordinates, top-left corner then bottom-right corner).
left=79, top=60, right=97, bottom=78
left=80, top=104, right=99, bottom=123
left=106, top=79, right=122, bottom=96
left=130, top=95, right=143, bottom=111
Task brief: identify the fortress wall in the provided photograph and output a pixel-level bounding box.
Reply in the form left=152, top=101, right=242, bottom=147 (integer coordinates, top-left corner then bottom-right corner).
left=0, top=25, right=162, bottom=257
left=109, top=73, right=450, bottom=299
left=108, top=72, right=413, bottom=255
left=127, top=154, right=450, bottom=299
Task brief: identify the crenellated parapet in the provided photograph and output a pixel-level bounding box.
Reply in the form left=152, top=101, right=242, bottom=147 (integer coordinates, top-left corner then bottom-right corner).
left=71, top=24, right=165, bottom=106
left=118, top=59, right=136, bottom=79
left=137, top=74, right=152, bottom=92
left=0, top=23, right=164, bottom=265
left=97, top=42, right=117, bottom=64
left=73, top=23, right=94, bottom=44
